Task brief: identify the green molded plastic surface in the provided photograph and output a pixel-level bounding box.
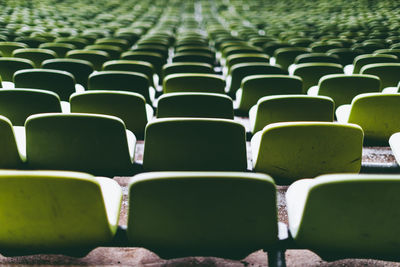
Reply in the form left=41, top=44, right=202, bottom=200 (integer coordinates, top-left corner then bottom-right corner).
left=14, top=69, right=76, bottom=101
left=157, top=92, right=233, bottom=119
left=95, top=38, right=129, bottom=50
left=12, top=48, right=57, bottom=68
left=252, top=122, right=363, bottom=183
left=162, top=62, right=213, bottom=81
left=229, top=63, right=287, bottom=96
left=317, top=74, right=381, bottom=107
left=0, top=89, right=61, bottom=126
left=251, top=95, right=334, bottom=133
left=163, top=73, right=225, bottom=94
left=238, top=75, right=303, bottom=112
left=293, top=63, right=343, bottom=93
left=0, top=42, right=28, bottom=57
left=274, top=47, right=310, bottom=70
left=353, top=54, right=398, bottom=74
left=121, top=51, right=164, bottom=76
left=0, top=170, right=121, bottom=253
left=42, top=58, right=94, bottom=88
left=88, top=71, right=150, bottom=102
left=172, top=52, right=214, bottom=65
left=0, top=57, right=34, bottom=81
left=227, top=54, right=270, bottom=69
left=70, top=90, right=148, bottom=139
left=294, top=53, right=340, bottom=64
left=85, top=44, right=122, bottom=60
left=103, top=60, right=154, bottom=86
left=0, top=115, right=25, bottom=168
left=39, top=42, right=76, bottom=57
left=128, top=171, right=278, bottom=259
left=66, top=49, right=110, bottom=71
left=26, top=113, right=135, bottom=176
left=143, top=118, right=247, bottom=171
left=348, top=93, right=400, bottom=144
left=287, top=174, right=400, bottom=259
left=55, top=37, right=89, bottom=49
left=389, top=133, right=400, bottom=165
left=360, top=63, right=400, bottom=89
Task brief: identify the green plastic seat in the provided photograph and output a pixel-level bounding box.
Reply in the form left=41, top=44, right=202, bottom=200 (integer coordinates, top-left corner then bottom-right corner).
left=360, top=63, right=400, bottom=89
left=127, top=171, right=278, bottom=260
left=236, top=75, right=303, bottom=113
left=374, top=48, right=400, bottom=59
left=352, top=54, right=398, bottom=74
left=0, top=170, right=122, bottom=255
left=102, top=60, right=155, bottom=87
left=70, top=90, right=153, bottom=140
left=327, top=48, right=363, bottom=66
left=26, top=113, right=136, bottom=176
left=294, top=53, right=340, bottom=64
left=39, top=42, right=76, bottom=57
left=85, top=44, right=123, bottom=60
left=55, top=37, right=89, bottom=49
left=0, top=57, right=34, bottom=82
left=121, top=51, right=164, bottom=77
left=226, top=53, right=270, bottom=70
left=287, top=173, right=400, bottom=260
left=0, top=115, right=25, bottom=168
left=172, top=52, right=214, bottom=66
left=228, top=63, right=287, bottom=98
left=336, top=93, right=400, bottom=145
left=163, top=73, right=225, bottom=94
left=143, top=118, right=247, bottom=171
left=293, top=63, right=344, bottom=93
left=309, top=74, right=381, bottom=107
left=249, top=95, right=334, bottom=133
left=0, top=89, right=62, bottom=126
left=251, top=122, right=363, bottom=184
left=42, top=58, right=94, bottom=88
left=95, top=38, right=130, bottom=50
left=156, top=92, right=233, bottom=119
left=274, top=47, right=310, bottom=70
left=12, top=48, right=57, bottom=68
left=88, top=71, right=151, bottom=103
left=14, top=69, right=76, bottom=101
left=162, top=62, right=213, bottom=81
left=222, top=45, right=263, bottom=58
left=0, top=42, right=28, bottom=57
left=133, top=45, right=169, bottom=60
left=390, top=132, right=400, bottom=166
left=66, top=49, right=110, bottom=71
left=310, top=43, right=342, bottom=53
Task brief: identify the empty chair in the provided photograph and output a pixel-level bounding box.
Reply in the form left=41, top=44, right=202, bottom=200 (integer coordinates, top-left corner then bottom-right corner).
left=26, top=113, right=136, bottom=176
left=0, top=57, right=34, bottom=82
left=226, top=53, right=270, bottom=70
left=235, top=75, right=303, bottom=113
left=0, top=89, right=62, bottom=126
left=102, top=60, right=155, bottom=87
left=66, top=49, right=109, bottom=71
left=274, top=47, right=310, bottom=70
left=352, top=54, right=398, bottom=74
left=309, top=74, right=381, bottom=107
left=294, top=53, right=340, bottom=64
left=157, top=92, right=233, bottom=119
left=292, top=63, right=344, bottom=93
left=0, top=115, right=25, bottom=169
left=249, top=95, right=334, bottom=133
left=0, top=41, right=28, bottom=57
left=360, top=63, right=400, bottom=89
left=336, top=93, right=400, bottom=145
left=287, top=173, right=400, bottom=261
left=12, top=48, right=57, bottom=68
left=55, top=37, right=88, bottom=49
left=127, top=171, right=280, bottom=263
left=39, top=42, right=76, bottom=57
left=42, top=58, right=94, bottom=88
left=251, top=122, right=363, bottom=184
left=327, top=48, right=363, bottom=66
left=88, top=71, right=151, bottom=102
left=95, top=38, right=129, bottom=50
left=172, top=52, right=214, bottom=66
left=162, top=62, right=213, bottom=81
left=390, top=133, right=400, bottom=166
left=143, top=118, right=247, bottom=171
left=0, top=170, right=122, bottom=255
left=133, top=45, right=169, bottom=60
left=85, top=44, right=122, bottom=60
left=228, top=63, right=287, bottom=98
left=14, top=69, right=76, bottom=101
left=121, top=51, right=164, bottom=77
left=70, top=91, right=153, bottom=139
left=163, top=73, right=225, bottom=94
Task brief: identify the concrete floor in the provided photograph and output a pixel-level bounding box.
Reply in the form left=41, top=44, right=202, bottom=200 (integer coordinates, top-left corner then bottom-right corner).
left=1, top=139, right=399, bottom=266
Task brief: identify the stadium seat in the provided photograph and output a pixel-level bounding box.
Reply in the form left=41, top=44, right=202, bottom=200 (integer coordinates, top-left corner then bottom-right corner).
left=0, top=57, right=34, bottom=82
left=163, top=73, right=225, bottom=94
left=0, top=115, right=25, bottom=168
left=0, top=41, right=28, bottom=57
left=66, top=49, right=110, bottom=71
left=352, top=54, right=398, bottom=74
left=12, top=48, right=57, bottom=68
left=360, top=63, right=400, bottom=89
left=102, top=60, right=156, bottom=87
left=274, top=47, right=310, bottom=70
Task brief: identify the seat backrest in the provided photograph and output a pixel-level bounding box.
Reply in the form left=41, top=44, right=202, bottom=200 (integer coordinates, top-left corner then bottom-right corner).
left=252, top=95, right=334, bottom=133
left=251, top=122, right=363, bottom=184
left=327, top=48, right=363, bottom=66
left=287, top=174, right=400, bottom=258
left=156, top=92, right=233, bottom=119
left=172, top=52, right=214, bottom=65
left=128, top=171, right=278, bottom=259
left=0, top=89, right=62, bottom=126
left=0, top=170, right=120, bottom=253
left=293, top=63, right=344, bottom=93
left=102, top=60, right=155, bottom=86
left=0, top=115, right=25, bottom=168
left=162, top=62, right=213, bottom=81
left=12, top=48, right=57, bottom=68
left=0, top=57, right=34, bottom=81
left=13, top=69, right=76, bottom=101
left=26, top=113, right=134, bottom=176
left=120, top=51, right=164, bottom=76
left=88, top=71, right=150, bottom=102
left=353, top=54, right=398, bottom=74
left=274, top=47, right=310, bottom=70
left=348, top=93, right=400, bottom=144
left=70, top=90, right=148, bottom=139
left=163, top=73, right=225, bottom=94
left=318, top=74, right=381, bottom=107
left=39, top=42, right=76, bottom=57
left=294, top=53, right=340, bottom=64
left=360, top=63, right=400, bottom=89
left=143, top=118, right=247, bottom=171
left=0, top=41, right=28, bottom=57
left=66, top=49, right=110, bottom=71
